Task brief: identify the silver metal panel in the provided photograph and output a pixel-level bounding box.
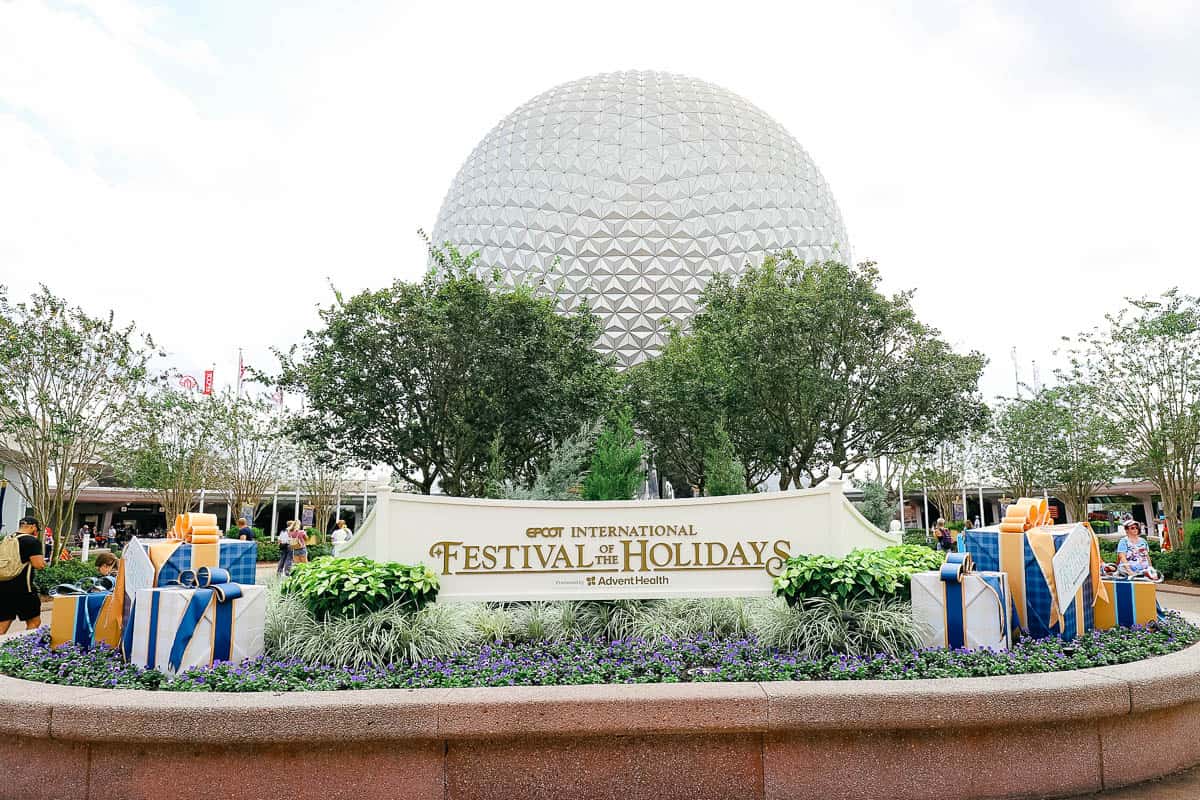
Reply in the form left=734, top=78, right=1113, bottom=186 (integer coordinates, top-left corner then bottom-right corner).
left=432, top=71, right=849, bottom=367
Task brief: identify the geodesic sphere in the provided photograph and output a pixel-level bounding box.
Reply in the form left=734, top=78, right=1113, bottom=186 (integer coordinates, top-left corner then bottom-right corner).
left=431, top=70, right=850, bottom=368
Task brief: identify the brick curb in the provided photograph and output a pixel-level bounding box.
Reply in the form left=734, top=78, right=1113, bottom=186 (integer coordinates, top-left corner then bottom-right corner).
left=1, top=631, right=1200, bottom=799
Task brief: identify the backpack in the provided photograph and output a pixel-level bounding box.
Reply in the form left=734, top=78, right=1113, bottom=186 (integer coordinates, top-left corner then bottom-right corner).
left=0, top=534, right=32, bottom=581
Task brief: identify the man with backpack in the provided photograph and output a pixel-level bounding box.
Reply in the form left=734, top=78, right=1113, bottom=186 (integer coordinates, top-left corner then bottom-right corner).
left=0, top=516, right=47, bottom=634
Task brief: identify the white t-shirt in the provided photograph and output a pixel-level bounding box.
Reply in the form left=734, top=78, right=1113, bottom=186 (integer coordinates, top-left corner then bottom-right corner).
left=278, top=529, right=292, bottom=544
left=332, top=528, right=352, bottom=545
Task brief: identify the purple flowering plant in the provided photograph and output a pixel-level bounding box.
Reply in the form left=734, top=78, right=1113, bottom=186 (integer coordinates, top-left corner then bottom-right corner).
left=1, top=613, right=1196, bottom=692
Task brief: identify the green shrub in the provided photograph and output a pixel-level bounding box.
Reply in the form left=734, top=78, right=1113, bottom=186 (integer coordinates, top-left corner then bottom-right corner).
left=253, top=540, right=330, bottom=562
left=581, top=408, right=644, bottom=500
left=772, top=545, right=945, bottom=605
left=225, top=527, right=264, bottom=539
left=280, top=556, right=439, bottom=619
left=257, top=541, right=281, bottom=562
left=627, top=598, right=753, bottom=641
left=33, top=560, right=99, bottom=596
left=903, top=528, right=934, bottom=548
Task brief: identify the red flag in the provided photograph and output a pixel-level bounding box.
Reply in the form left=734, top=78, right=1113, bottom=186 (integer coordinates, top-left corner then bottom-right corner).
left=203, top=369, right=214, bottom=395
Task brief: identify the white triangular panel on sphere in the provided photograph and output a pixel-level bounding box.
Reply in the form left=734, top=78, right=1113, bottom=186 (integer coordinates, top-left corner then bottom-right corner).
left=431, top=70, right=849, bottom=368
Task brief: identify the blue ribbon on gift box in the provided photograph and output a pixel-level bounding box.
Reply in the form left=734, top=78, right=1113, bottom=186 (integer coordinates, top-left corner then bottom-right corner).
left=124, top=566, right=246, bottom=671
left=167, top=567, right=244, bottom=672
left=939, top=552, right=1009, bottom=649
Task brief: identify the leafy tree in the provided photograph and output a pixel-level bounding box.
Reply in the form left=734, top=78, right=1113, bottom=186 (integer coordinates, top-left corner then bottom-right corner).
left=624, top=334, right=739, bottom=491
left=703, top=420, right=746, bottom=496
left=912, top=445, right=967, bottom=525
left=276, top=248, right=616, bottom=496
left=1063, top=289, right=1200, bottom=546
left=582, top=408, right=645, bottom=501
left=985, top=393, right=1060, bottom=499
left=854, top=479, right=892, bottom=531
left=505, top=420, right=601, bottom=500
left=1043, top=384, right=1120, bottom=524
left=0, top=286, right=157, bottom=562
left=295, top=446, right=354, bottom=538
left=119, top=388, right=221, bottom=524
left=213, top=392, right=286, bottom=525
left=685, top=255, right=988, bottom=488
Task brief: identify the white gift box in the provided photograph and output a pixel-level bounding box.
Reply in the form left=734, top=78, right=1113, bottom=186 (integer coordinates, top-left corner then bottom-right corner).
left=911, top=568, right=1012, bottom=652
left=128, top=582, right=266, bottom=674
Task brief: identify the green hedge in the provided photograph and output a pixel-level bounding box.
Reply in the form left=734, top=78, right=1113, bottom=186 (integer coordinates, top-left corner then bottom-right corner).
left=33, top=560, right=99, bottom=596
left=902, top=528, right=936, bottom=549
left=280, top=556, right=439, bottom=619
left=773, top=545, right=946, bottom=605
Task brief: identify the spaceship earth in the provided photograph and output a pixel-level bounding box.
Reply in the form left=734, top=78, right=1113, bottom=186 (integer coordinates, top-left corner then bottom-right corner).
left=431, top=70, right=850, bottom=367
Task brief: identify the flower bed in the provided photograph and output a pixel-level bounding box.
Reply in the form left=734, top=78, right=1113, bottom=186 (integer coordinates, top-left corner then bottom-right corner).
left=2, top=614, right=1196, bottom=693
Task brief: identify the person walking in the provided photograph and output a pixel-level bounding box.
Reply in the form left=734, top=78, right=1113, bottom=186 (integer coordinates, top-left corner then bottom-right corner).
left=0, top=517, right=48, bottom=635
left=236, top=518, right=254, bottom=542
left=276, top=521, right=296, bottom=577
left=288, top=521, right=310, bottom=568
left=331, top=519, right=353, bottom=556
left=933, top=518, right=955, bottom=552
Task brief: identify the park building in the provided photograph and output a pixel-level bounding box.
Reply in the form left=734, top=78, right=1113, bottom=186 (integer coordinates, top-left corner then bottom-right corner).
left=0, top=454, right=389, bottom=541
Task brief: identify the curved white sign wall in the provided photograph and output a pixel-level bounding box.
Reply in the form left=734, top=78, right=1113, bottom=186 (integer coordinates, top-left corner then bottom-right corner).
left=339, top=474, right=898, bottom=601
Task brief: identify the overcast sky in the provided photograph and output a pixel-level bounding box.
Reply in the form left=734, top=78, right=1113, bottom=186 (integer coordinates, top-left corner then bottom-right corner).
left=2, top=0, right=1197, bottom=401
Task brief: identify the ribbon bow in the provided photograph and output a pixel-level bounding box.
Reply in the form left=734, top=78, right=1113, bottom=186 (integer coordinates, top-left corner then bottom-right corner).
left=940, top=550, right=1009, bottom=650
left=49, top=575, right=116, bottom=596
left=939, top=552, right=974, bottom=583
left=165, top=566, right=244, bottom=672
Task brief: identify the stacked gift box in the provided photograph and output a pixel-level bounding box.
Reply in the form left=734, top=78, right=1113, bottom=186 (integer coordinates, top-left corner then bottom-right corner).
left=48, top=513, right=265, bottom=672
left=911, top=552, right=1013, bottom=651
left=127, top=566, right=266, bottom=674
left=49, top=589, right=121, bottom=650
left=1094, top=579, right=1159, bottom=630
left=959, top=522, right=1104, bottom=641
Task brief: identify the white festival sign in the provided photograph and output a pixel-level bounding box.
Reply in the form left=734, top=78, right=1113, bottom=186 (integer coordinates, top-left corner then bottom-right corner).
left=1051, top=524, right=1094, bottom=614
left=340, top=476, right=899, bottom=601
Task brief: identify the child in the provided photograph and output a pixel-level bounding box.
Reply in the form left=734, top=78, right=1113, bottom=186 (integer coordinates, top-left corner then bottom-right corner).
left=94, top=552, right=118, bottom=577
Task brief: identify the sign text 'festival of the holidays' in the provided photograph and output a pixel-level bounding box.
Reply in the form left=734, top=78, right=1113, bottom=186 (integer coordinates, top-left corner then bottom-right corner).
left=430, top=524, right=793, bottom=580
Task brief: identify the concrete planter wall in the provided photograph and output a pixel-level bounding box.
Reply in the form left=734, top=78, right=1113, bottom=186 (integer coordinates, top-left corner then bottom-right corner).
left=3, top=641, right=1200, bottom=800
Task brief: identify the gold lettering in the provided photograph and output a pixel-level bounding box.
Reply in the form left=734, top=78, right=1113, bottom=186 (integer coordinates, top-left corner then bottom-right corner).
left=551, top=546, right=574, bottom=569
left=670, top=542, right=694, bottom=568
left=749, top=540, right=768, bottom=565
left=481, top=545, right=498, bottom=570
left=649, top=542, right=674, bottom=568
left=705, top=541, right=728, bottom=566
left=574, top=544, right=595, bottom=569
left=498, top=544, right=519, bottom=569
left=766, top=540, right=792, bottom=577
left=623, top=539, right=649, bottom=572
left=429, top=541, right=464, bottom=574
left=531, top=544, right=555, bottom=569
left=462, top=545, right=481, bottom=571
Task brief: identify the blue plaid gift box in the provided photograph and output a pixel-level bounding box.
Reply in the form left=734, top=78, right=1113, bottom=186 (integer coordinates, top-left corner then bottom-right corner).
left=959, top=523, right=1103, bottom=640
left=152, top=540, right=258, bottom=587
